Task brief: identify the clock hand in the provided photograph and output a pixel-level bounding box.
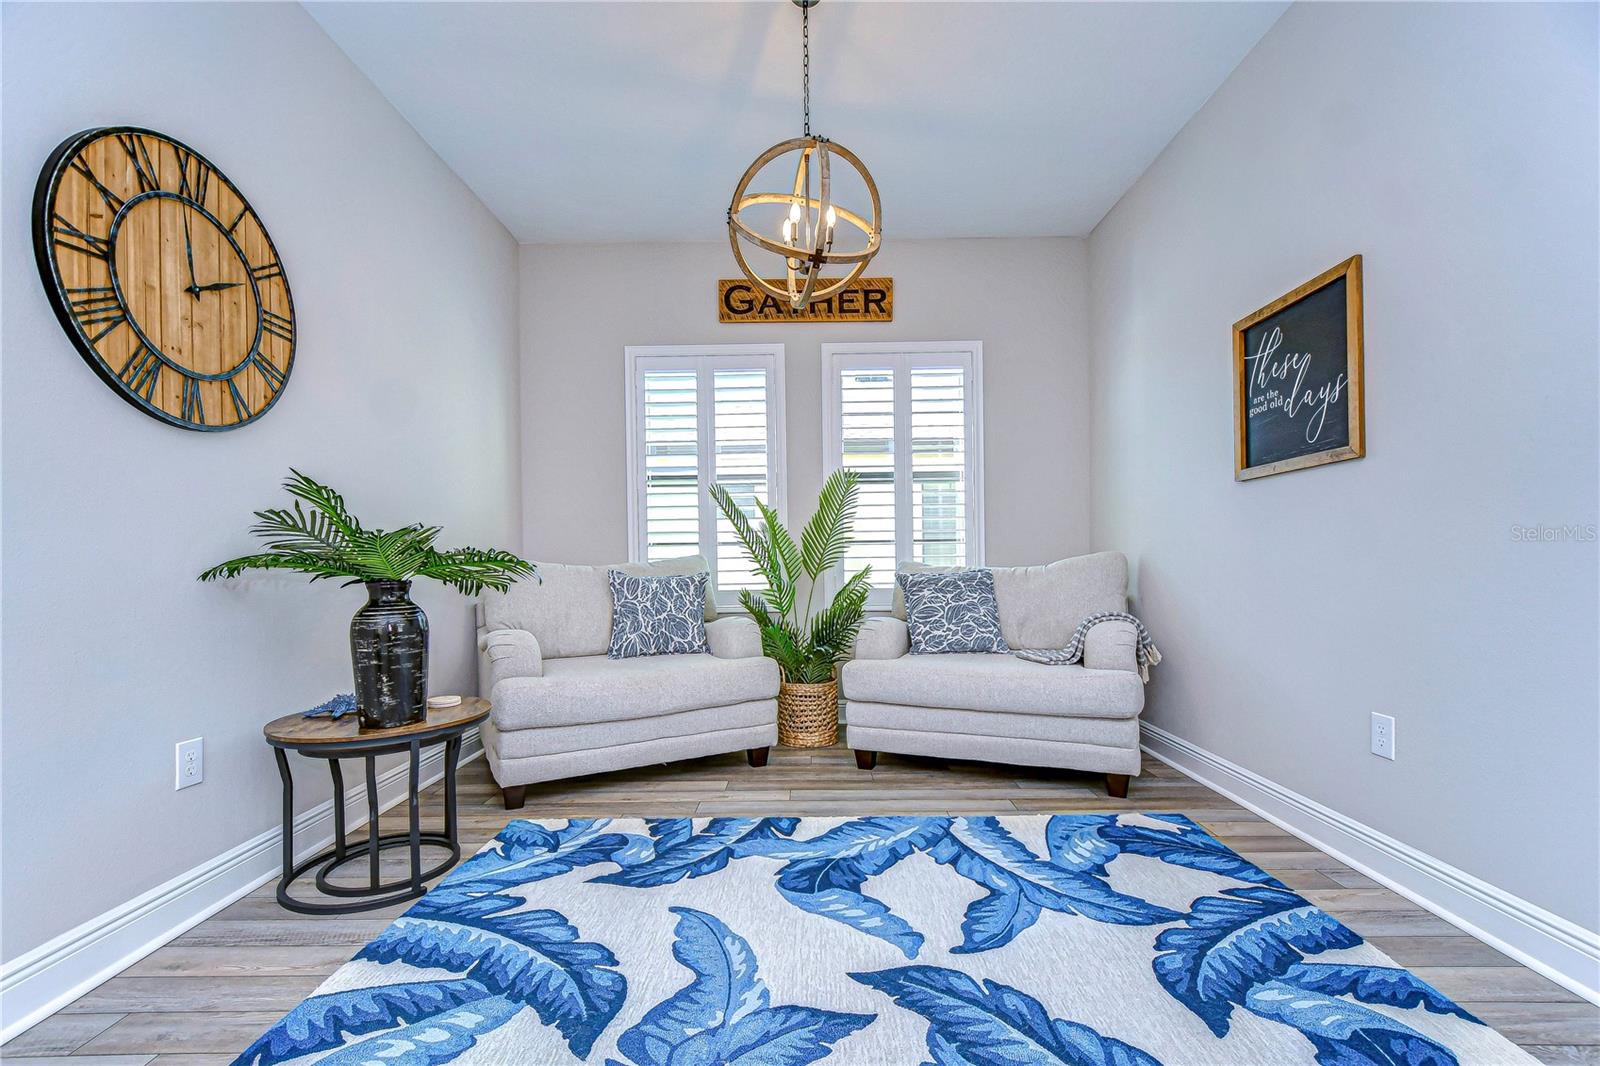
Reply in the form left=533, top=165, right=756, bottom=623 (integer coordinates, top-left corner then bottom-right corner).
left=182, top=213, right=200, bottom=298
left=194, top=281, right=242, bottom=293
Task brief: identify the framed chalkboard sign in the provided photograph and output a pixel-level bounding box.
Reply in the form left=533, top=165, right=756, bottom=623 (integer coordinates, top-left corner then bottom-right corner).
left=1233, top=255, right=1365, bottom=480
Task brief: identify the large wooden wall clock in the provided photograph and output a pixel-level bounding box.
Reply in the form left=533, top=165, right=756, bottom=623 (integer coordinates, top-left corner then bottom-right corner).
left=33, top=126, right=294, bottom=431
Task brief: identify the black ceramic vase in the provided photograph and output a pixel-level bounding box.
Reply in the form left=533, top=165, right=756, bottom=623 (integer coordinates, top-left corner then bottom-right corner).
left=350, top=580, right=429, bottom=730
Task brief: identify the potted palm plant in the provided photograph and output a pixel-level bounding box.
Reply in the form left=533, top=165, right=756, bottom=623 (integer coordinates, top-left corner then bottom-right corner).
left=200, top=470, right=536, bottom=730
left=710, top=469, right=872, bottom=747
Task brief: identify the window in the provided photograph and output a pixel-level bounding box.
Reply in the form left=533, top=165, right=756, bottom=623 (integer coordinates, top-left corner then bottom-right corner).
left=823, top=342, right=984, bottom=608
left=625, top=345, right=786, bottom=609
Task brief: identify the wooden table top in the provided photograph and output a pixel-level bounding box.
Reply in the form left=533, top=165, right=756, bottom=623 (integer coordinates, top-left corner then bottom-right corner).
left=264, top=697, right=490, bottom=747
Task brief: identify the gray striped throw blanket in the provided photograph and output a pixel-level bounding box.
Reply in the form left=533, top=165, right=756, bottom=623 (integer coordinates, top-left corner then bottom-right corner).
left=1012, top=612, right=1162, bottom=681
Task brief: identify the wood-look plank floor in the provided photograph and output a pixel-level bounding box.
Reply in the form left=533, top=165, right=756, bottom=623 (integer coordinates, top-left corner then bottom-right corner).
left=5, top=746, right=1595, bottom=1064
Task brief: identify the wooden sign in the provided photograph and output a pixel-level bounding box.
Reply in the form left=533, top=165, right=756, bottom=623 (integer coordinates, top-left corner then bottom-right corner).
left=719, top=277, right=893, bottom=323
left=1233, top=255, right=1365, bottom=480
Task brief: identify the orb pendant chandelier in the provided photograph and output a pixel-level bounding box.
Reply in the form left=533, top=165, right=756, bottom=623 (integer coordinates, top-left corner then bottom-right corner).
left=727, top=0, right=882, bottom=311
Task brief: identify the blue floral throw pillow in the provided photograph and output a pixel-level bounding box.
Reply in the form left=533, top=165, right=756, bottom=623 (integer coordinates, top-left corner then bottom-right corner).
left=898, top=568, right=1010, bottom=654
left=607, top=570, right=710, bottom=659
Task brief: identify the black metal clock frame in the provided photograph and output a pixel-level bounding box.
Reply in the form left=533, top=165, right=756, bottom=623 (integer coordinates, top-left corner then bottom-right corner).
left=31, top=126, right=296, bottom=432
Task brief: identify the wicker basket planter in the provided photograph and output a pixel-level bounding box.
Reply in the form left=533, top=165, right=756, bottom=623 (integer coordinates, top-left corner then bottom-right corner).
left=777, top=680, right=839, bottom=747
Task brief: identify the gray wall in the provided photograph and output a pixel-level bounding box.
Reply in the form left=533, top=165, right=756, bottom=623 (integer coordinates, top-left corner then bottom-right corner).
left=0, top=2, right=522, bottom=957
left=520, top=238, right=1091, bottom=567
left=1088, top=2, right=1598, bottom=928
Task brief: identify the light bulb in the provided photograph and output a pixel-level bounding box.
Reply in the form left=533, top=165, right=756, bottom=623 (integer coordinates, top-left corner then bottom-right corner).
left=782, top=218, right=794, bottom=243
left=825, top=205, right=837, bottom=228
left=789, top=201, right=802, bottom=224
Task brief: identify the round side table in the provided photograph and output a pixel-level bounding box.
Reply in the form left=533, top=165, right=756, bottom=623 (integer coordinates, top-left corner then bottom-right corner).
left=264, top=698, right=490, bottom=914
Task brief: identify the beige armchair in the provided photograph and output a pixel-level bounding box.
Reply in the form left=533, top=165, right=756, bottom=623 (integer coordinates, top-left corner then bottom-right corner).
left=476, top=557, right=778, bottom=808
left=841, top=552, right=1144, bottom=796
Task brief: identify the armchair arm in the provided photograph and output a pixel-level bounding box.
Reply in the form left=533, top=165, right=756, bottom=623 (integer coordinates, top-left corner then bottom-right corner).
left=853, top=616, right=910, bottom=660
left=706, top=616, right=763, bottom=659
left=1083, top=619, right=1139, bottom=673
left=478, top=628, right=544, bottom=691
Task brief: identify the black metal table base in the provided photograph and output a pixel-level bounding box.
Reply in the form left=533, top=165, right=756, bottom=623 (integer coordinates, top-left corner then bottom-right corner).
left=276, top=832, right=456, bottom=914
left=311, top=832, right=456, bottom=897
left=273, top=731, right=465, bottom=915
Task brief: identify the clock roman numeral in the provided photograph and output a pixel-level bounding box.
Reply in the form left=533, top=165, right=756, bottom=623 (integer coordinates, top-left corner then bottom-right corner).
left=68, top=158, right=125, bottom=212
left=261, top=309, right=294, bottom=343
left=251, top=351, right=287, bottom=394
left=67, top=287, right=126, bottom=342
left=118, top=347, right=162, bottom=404
left=250, top=261, right=283, bottom=282
left=227, top=378, right=252, bottom=422
left=173, top=146, right=211, bottom=205
left=181, top=376, right=206, bottom=425
left=52, top=214, right=111, bottom=261
left=68, top=286, right=119, bottom=316
left=225, top=206, right=250, bottom=235
left=117, top=134, right=160, bottom=193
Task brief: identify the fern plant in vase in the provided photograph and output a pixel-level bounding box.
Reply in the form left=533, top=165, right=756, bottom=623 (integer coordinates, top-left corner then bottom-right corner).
left=710, top=468, right=872, bottom=746
left=200, top=470, right=536, bottom=729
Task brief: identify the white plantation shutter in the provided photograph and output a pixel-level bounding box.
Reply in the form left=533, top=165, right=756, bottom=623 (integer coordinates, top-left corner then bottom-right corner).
left=910, top=367, right=968, bottom=568
left=839, top=368, right=898, bottom=585
left=712, top=368, right=771, bottom=593
left=824, top=344, right=984, bottom=609
left=626, top=347, right=786, bottom=608
left=641, top=371, right=700, bottom=562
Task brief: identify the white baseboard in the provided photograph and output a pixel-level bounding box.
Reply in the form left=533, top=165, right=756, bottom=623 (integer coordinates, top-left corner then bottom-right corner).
left=1141, top=722, right=1600, bottom=1007
left=0, top=727, right=482, bottom=1042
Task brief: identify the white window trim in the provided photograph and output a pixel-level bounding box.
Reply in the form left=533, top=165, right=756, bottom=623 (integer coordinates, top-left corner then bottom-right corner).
left=624, top=344, right=787, bottom=610
left=820, top=341, right=985, bottom=608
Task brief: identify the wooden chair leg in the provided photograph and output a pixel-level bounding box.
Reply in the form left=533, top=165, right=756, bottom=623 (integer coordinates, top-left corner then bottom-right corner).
left=502, top=784, right=527, bottom=810
left=1104, top=773, right=1130, bottom=799
left=746, top=747, right=770, bottom=767
left=854, top=750, right=878, bottom=770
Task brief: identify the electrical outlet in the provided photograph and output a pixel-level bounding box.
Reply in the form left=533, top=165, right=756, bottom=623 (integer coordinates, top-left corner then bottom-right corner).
left=1370, top=713, right=1395, bottom=761
left=176, top=737, right=204, bottom=789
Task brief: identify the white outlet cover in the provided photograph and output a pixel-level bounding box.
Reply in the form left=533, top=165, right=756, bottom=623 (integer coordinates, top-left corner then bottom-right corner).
left=1370, top=713, right=1395, bottom=760
left=176, top=737, right=204, bottom=789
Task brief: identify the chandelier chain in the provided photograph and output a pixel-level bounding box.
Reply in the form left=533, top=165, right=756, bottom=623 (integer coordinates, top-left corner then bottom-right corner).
left=802, top=0, right=810, bottom=136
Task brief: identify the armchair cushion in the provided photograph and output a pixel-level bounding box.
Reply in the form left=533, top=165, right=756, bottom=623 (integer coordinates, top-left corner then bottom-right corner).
left=842, top=653, right=1142, bottom=719
left=480, top=555, right=714, bottom=659
left=491, top=652, right=779, bottom=730
left=853, top=617, right=910, bottom=660
left=706, top=616, right=763, bottom=659
left=892, top=552, right=1128, bottom=650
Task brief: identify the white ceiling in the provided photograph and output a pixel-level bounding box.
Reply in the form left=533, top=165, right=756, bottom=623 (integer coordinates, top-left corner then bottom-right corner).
left=307, top=1, right=1286, bottom=244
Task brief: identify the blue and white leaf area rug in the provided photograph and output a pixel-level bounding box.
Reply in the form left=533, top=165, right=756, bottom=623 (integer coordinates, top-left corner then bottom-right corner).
left=237, top=814, right=1533, bottom=1066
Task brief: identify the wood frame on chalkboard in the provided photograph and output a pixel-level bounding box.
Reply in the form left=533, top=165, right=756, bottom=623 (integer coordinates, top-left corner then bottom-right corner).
left=1232, top=255, right=1364, bottom=481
